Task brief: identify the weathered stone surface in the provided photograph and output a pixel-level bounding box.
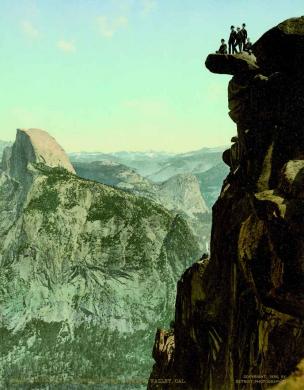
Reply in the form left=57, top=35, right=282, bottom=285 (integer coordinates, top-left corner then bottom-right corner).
left=228, top=72, right=289, bottom=127
left=271, top=360, right=304, bottom=389
left=151, top=329, right=175, bottom=376
left=253, top=16, right=304, bottom=73
left=205, top=52, right=259, bottom=75
left=279, top=160, right=304, bottom=198
left=149, top=17, right=304, bottom=390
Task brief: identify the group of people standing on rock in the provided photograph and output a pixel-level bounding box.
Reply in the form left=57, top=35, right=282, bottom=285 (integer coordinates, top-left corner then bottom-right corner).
left=216, top=23, right=252, bottom=55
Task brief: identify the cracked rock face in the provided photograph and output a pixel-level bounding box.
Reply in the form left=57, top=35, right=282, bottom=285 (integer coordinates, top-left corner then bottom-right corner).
left=0, top=129, right=201, bottom=386
left=149, top=17, right=304, bottom=390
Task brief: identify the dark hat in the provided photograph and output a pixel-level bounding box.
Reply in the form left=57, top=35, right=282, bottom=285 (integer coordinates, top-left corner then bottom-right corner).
left=242, top=23, right=246, bottom=27
left=230, top=25, right=235, bottom=29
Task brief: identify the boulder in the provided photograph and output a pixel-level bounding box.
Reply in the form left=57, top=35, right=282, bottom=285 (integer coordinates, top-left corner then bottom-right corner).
left=253, top=16, right=304, bottom=73
left=205, top=52, right=259, bottom=75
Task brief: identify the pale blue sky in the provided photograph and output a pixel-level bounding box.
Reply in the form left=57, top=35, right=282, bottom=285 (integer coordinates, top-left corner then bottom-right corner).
left=0, top=1, right=302, bottom=152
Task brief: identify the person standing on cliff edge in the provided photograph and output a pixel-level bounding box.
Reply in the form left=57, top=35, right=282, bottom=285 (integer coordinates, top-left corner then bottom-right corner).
left=236, top=27, right=243, bottom=52
left=228, top=25, right=237, bottom=54
left=241, top=23, right=248, bottom=49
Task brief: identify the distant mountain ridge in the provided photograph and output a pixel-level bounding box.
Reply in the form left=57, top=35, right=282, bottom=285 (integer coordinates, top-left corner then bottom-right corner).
left=69, top=146, right=227, bottom=181
left=71, top=147, right=228, bottom=251
left=70, top=147, right=228, bottom=209
left=73, top=160, right=209, bottom=215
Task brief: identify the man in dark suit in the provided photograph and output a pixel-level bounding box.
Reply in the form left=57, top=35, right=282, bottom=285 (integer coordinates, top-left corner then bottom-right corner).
left=216, top=39, right=228, bottom=54
left=241, top=23, right=248, bottom=49
left=228, top=25, right=237, bottom=54
left=236, top=27, right=243, bottom=52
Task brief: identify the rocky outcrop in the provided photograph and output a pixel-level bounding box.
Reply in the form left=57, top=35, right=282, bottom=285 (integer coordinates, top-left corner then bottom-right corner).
left=149, top=17, right=304, bottom=390
left=252, top=16, right=304, bottom=74
left=0, top=129, right=201, bottom=387
left=205, top=52, right=259, bottom=75
left=152, top=329, right=175, bottom=374
left=279, top=160, right=304, bottom=198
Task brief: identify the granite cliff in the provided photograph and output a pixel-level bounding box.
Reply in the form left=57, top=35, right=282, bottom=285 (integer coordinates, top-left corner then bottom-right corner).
left=0, top=129, right=201, bottom=387
left=149, top=17, right=304, bottom=390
